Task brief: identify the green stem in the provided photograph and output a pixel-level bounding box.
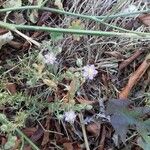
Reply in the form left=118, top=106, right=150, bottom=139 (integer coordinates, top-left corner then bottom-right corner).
left=0, top=6, right=149, bottom=19
left=0, top=6, right=149, bottom=36
left=16, top=128, right=40, bottom=150
left=0, top=21, right=148, bottom=38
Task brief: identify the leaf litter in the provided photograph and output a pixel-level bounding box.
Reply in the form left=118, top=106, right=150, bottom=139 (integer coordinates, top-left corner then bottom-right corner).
left=0, top=0, right=150, bottom=150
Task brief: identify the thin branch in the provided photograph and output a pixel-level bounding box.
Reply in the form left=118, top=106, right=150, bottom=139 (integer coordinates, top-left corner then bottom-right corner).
left=14, top=29, right=41, bottom=47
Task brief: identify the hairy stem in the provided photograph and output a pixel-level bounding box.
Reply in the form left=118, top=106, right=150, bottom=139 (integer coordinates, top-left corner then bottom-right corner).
left=0, top=6, right=149, bottom=19
left=0, top=21, right=148, bottom=38
left=0, top=114, right=40, bottom=150
left=0, top=6, right=149, bottom=35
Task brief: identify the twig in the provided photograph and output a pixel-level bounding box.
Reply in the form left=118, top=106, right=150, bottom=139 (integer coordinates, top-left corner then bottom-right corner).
left=119, top=53, right=150, bottom=99
left=119, top=50, right=144, bottom=70
left=79, top=113, right=90, bottom=150
left=14, top=29, right=41, bottom=47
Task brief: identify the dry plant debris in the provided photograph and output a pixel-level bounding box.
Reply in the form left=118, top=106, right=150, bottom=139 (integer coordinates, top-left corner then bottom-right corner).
left=0, top=0, right=150, bottom=150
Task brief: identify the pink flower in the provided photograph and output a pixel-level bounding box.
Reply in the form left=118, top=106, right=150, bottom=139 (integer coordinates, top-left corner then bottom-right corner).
left=43, top=53, right=56, bottom=64
left=83, top=64, right=98, bottom=80
left=64, top=110, right=76, bottom=123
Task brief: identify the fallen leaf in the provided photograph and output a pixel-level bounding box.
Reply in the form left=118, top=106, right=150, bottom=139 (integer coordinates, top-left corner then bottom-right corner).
left=138, top=14, right=150, bottom=27
left=119, top=53, right=150, bottom=99
left=22, top=128, right=37, bottom=137
left=23, top=145, right=32, bottom=150
left=72, top=143, right=82, bottom=150
left=63, top=142, right=73, bottom=150
left=76, top=97, right=96, bottom=105
left=0, top=29, right=8, bottom=35
left=0, top=31, right=13, bottom=49
left=30, top=126, right=44, bottom=142
left=5, top=83, right=16, bottom=94
left=12, top=139, right=21, bottom=150
left=9, top=41, right=23, bottom=49
left=86, top=122, right=100, bottom=136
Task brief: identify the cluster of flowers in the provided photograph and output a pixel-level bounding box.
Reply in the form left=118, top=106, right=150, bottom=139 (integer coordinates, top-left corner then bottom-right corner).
left=43, top=52, right=98, bottom=80
left=43, top=52, right=98, bottom=123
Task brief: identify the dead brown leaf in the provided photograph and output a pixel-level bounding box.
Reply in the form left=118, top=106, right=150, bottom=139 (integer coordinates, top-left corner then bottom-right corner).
left=138, top=14, right=150, bottom=26
left=119, top=53, right=150, bottom=99
left=72, top=143, right=82, bottom=150
left=22, top=127, right=37, bottom=137
left=30, top=126, right=44, bottom=142
left=86, top=122, right=101, bottom=136
left=12, top=139, right=21, bottom=150
left=0, top=29, right=8, bottom=35
left=5, top=83, right=16, bottom=94
left=63, top=142, right=74, bottom=150
left=9, top=40, right=23, bottom=49
left=76, top=97, right=96, bottom=105
left=23, top=145, right=32, bottom=150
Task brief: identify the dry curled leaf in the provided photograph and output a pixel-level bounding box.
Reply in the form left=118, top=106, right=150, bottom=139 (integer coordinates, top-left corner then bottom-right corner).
left=5, top=83, right=16, bottom=94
